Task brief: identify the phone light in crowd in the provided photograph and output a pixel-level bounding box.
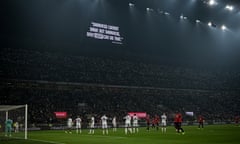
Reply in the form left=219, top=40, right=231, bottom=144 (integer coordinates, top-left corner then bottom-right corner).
left=129, top=3, right=135, bottom=7
left=225, top=5, right=234, bottom=11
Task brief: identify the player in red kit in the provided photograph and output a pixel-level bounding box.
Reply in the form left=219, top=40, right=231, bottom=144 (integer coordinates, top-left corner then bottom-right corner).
left=235, top=116, right=239, bottom=126
left=198, top=115, right=204, bottom=129
left=145, top=114, right=150, bottom=131
left=152, top=118, right=156, bottom=129
left=174, top=113, right=178, bottom=131
left=155, top=114, right=160, bottom=131
left=175, top=112, right=185, bottom=134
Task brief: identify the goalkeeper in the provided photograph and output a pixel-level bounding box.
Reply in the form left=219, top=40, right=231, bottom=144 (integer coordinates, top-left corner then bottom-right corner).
left=5, top=118, right=13, bottom=137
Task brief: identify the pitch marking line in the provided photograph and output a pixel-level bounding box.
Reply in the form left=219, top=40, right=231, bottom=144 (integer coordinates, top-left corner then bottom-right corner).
left=12, top=136, right=66, bottom=144
left=82, top=134, right=126, bottom=139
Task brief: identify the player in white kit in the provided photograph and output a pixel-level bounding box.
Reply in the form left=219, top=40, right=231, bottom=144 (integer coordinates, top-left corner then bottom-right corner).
left=132, top=114, right=139, bottom=133
left=161, top=113, right=167, bottom=133
left=112, top=116, right=117, bottom=132
left=89, top=116, right=95, bottom=134
left=75, top=116, right=82, bottom=134
left=123, top=114, right=132, bottom=135
left=14, top=122, right=19, bottom=133
left=101, top=115, right=108, bottom=135
left=65, top=117, right=73, bottom=134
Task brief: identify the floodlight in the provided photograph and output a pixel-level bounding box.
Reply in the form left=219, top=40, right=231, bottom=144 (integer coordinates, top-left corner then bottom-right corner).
left=221, top=25, right=226, bottom=30
left=159, top=10, right=170, bottom=15
left=129, top=3, right=135, bottom=7
left=208, top=22, right=217, bottom=28
left=164, top=12, right=170, bottom=15
left=208, top=0, right=217, bottom=6
left=158, top=10, right=164, bottom=14
left=225, top=5, right=234, bottom=11
left=196, top=20, right=201, bottom=23
left=146, top=8, right=153, bottom=12
left=208, top=22, right=212, bottom=26
left=180, top=14, right=187, bottom=20
left=180, top=15, right=184, bottom=19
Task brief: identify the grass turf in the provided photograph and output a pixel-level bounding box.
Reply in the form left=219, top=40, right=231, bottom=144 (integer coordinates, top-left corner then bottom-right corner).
left=1, top=125, right=240, bottom=144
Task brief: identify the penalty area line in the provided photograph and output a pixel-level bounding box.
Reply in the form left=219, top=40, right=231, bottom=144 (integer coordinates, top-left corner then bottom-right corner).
left=28, top=138, right=66, bottom=144
left=12, top=136, right=66, bottom=144
left=82, top=134, right=126, bottom=139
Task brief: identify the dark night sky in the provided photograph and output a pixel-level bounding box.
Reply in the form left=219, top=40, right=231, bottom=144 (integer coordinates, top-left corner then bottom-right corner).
left=2, top=0, right=240, bottom=67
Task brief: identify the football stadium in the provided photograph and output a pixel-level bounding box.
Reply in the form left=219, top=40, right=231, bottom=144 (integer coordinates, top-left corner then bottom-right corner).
left=1, top=0, right=240, bottom=143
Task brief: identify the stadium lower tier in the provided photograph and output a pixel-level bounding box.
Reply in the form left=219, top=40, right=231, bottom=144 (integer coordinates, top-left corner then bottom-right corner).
left=0, top=79, right=239, bottom=124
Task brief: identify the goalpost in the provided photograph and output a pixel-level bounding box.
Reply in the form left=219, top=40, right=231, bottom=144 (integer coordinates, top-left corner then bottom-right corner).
left=0, top=104, right=28, bottom=140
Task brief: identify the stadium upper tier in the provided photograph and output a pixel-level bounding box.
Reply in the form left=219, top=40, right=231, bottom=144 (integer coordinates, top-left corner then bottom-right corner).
left=0, top=48, right=239, bottom=90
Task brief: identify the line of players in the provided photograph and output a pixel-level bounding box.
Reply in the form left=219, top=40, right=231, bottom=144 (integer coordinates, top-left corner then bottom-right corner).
left=65, top=113, right=168, bottom=135
left=3, top=114, right=239, bottom=137
left=145, top=113, right=167, bottom=133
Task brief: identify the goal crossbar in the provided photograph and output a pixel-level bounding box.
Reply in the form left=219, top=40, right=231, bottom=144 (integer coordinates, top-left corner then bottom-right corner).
left=0, top=105, right=26, bottom=111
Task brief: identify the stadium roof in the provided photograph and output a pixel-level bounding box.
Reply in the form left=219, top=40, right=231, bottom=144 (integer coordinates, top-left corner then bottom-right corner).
left=2, top=0, right=240, bottom=67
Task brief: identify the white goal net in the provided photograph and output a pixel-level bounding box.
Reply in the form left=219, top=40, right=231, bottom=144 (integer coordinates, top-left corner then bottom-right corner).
left=0, top=105, right=28, bottom=140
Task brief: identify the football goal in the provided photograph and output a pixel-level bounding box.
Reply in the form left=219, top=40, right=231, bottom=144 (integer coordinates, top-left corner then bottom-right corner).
left=0, top=104, right=28, bottom=140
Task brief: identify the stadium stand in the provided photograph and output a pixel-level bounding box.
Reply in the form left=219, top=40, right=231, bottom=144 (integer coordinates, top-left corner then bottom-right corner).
left=0, top=48, right=239, bottom=126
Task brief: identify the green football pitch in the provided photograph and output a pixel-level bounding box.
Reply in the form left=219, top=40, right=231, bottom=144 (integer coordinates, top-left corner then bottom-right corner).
left=1, top=125, right=240, bottom=144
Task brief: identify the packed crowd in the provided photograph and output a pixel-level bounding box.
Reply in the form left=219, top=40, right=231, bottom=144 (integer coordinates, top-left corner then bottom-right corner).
left=0, top=80, right=239, bottom=124
left=1, top=48, right=239, bottom=90
left=0, top=48, right=239, bottom=125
